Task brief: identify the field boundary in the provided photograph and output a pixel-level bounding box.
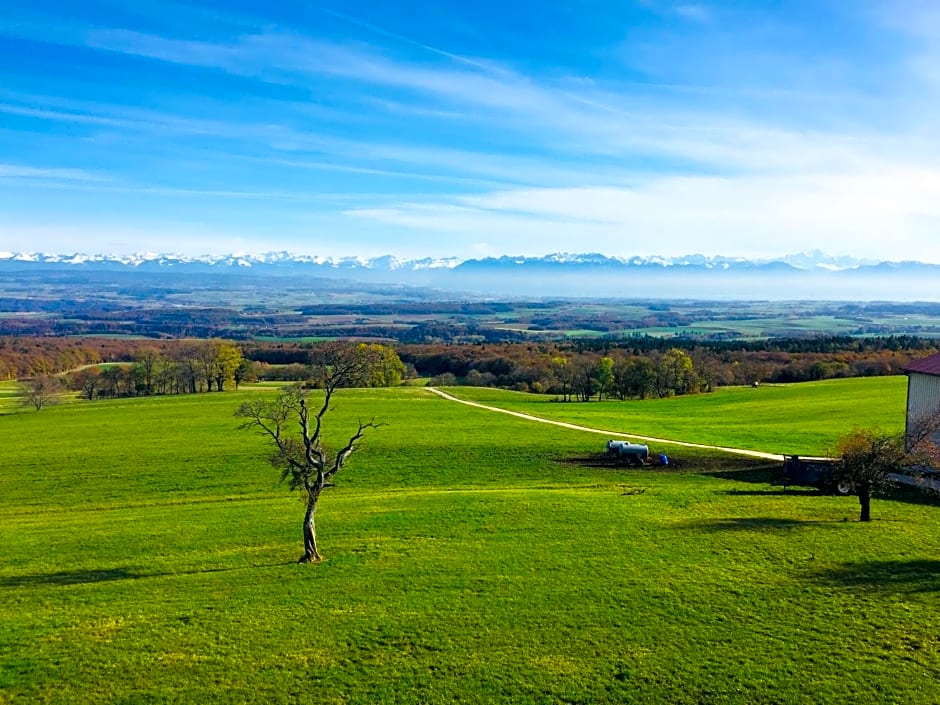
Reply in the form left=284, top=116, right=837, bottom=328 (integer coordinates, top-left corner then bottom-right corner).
left=425, top=387, right=784, bottom=461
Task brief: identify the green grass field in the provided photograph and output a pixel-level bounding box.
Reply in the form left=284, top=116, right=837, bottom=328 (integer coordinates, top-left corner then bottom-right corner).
left=0, top=381, right=19, bottom=413
left=2, top=380, right=940, bottom=704
left=444, top=376, right=908, bottom=457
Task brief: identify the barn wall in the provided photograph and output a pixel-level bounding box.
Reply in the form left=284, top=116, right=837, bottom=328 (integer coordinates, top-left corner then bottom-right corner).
left=906, top=372, right=940, bottom=442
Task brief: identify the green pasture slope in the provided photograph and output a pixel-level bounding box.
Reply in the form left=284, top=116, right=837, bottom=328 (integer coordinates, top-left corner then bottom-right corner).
left=0, top=382, right=19, bottom=414
left=1, top=381, right=940, bottom=704
left=447, top=376, right=908, bottom=457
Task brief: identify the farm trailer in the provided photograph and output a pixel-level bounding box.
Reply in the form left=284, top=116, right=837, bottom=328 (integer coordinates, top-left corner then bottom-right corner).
left=776, top=455, right=851, bottom=495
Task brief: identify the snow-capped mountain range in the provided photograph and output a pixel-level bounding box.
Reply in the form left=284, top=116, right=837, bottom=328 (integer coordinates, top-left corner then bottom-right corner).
left=0, top=249, right=883, bottom=271
left=0, top=250, right=464, bottom=271
left=0, top=249, right=935, bottom=300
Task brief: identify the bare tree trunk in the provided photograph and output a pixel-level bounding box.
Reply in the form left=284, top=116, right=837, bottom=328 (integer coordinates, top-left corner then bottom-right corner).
left=300, top=496, right=322, bottom=562
left=858, top=483, right=872, bottom=522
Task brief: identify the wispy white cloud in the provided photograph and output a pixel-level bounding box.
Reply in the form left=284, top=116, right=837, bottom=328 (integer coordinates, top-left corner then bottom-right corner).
left=0, top=178, right=374, bottom=201
left=86, top=29, right=248, bottom=70
left=311, top=5, right=501, bottom=73
left=240, top=155, right=513, bottom=188
left=0, top=164, right=107, bottom=182
left=0, top=103, right=126, bottom=127
left=672, top=4, right=712, bottom=23
left=637, top=0, right=712, bottom=23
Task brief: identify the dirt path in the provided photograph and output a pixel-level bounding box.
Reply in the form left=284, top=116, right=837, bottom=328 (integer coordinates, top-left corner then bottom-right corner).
left=425, top=387, right=784, bottom=461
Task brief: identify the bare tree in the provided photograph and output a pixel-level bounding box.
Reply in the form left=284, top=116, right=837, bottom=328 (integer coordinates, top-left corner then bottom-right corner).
left=21, top=375, right=64, bottom=411
left=173, top=343, right=201, bottom=394
left=551, top=357, right=575, bottom=402
left=100, top=366, right=123, bottom=399
left=235, top=343, right=382, bottom=562
left=135, top=348, right=162, bottom=395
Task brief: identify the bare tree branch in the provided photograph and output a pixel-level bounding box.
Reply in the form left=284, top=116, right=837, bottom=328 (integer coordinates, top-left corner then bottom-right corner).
left=327, top=418, right=384, bottom=479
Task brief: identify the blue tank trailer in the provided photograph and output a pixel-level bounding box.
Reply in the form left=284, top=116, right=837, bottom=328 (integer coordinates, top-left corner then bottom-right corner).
left=606, top=440, right=669, bottom=467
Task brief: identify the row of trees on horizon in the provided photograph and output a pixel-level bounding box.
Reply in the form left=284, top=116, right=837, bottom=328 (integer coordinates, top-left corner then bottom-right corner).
left=6, top=336, right=934, bottom=408
left=58, top=341, right=408, bottom=401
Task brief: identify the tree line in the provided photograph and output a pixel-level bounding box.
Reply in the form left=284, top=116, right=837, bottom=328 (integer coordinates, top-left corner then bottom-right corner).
left=398, top=339, right=933, bottom=400
left=4, top=335, right=936, bottom=403
left=58, top=341, right=406, bottom=401
left=65, top=340, right=247, bottom=399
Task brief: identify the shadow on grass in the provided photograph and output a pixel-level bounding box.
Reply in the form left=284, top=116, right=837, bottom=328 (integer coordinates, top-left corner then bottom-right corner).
left=0, top=568, right=139, bottom=587
left=0, top=561, right=295, bottom=588
left=706, top=463, right=780, bottom=484
left=720, top=488, right=822, bottom=497
left=881, top=484, right=940, bottom=509
left=679, top=517, right=833, bottom=532
left=561, top=455, right=780, bottom=476
left=808, top=560, right=940, bottom=594
left=717, top=477, right=940, bottom=507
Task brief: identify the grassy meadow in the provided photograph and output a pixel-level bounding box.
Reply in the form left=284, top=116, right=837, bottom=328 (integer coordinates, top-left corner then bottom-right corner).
left=0, top=382, right=22, bottom=414
left=445, top=376, right=908, bottom=457
left=2, top=379, right=940, bottom=704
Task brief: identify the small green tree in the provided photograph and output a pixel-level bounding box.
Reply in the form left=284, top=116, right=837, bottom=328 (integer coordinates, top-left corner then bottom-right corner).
left=836, top=429, right=906, bottom=522
left=233, top=358, right=259, bottom=390
left=213, top=341, right=243, bottom=391
left=358, top=343, right=406, bottom=387
left=836, top=423, right=939, bottom=522
left=657, top=348, right=699, bottom=397
left=623, top=357, right=658, bottom=399
left=595, top=357, right=615, bottom=400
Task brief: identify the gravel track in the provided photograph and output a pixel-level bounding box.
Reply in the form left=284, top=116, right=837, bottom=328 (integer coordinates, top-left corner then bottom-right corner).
left=425, top=387, right=784, bottom=461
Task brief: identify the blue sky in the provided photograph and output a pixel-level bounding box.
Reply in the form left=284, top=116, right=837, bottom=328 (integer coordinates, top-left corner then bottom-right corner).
left=2, top=0, right=940, bottom=260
